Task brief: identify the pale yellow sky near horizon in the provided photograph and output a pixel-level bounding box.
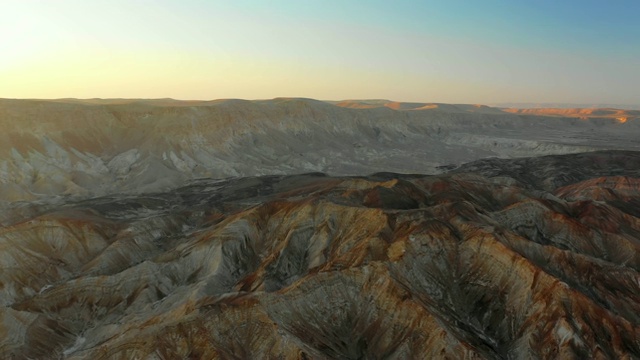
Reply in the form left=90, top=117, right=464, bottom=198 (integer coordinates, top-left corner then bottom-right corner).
left=1, top=1, right=638, bottom=105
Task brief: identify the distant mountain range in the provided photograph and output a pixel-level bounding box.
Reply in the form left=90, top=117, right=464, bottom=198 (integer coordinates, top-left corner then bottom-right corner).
left=490, top=102, right=640, bottom=110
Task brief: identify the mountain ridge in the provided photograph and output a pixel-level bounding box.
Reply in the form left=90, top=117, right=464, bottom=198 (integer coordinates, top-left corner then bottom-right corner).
left=1, top=98, right=638, bottom=208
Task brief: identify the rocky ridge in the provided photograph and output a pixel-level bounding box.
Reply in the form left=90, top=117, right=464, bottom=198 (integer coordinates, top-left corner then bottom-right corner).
left=1, top=151, right=639, bottom=359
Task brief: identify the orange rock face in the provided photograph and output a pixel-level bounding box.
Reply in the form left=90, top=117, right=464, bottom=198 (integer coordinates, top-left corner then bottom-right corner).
left=1, top=152, right=640, bottom=359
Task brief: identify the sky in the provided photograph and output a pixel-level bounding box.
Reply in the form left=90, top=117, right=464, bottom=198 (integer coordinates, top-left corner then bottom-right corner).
left=1, top=0, right=639, bottom=105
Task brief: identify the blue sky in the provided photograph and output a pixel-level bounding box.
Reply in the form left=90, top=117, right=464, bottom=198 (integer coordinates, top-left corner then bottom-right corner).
left=1, top=0, right=638, bottom=104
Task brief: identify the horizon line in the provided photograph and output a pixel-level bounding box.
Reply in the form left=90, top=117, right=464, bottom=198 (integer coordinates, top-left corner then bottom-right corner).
left=1, top=97, right=639, bottom=110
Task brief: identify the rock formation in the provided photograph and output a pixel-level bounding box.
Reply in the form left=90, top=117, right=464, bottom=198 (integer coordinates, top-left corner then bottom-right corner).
left=1, top=151, right=639, bottom=359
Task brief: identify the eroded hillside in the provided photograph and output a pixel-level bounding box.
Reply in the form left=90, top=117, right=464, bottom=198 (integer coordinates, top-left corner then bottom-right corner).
left=2, top=151, right=639, bottom=359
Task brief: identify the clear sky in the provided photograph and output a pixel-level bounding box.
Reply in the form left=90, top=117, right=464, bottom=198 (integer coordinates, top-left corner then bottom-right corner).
left=1, top=0, right=638, bottom=104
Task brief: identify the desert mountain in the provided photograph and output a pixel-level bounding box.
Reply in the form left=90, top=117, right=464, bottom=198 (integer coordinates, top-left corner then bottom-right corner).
left=502, top=108, right=639, bottom=123
left=2, top=98, right=640, bottom=358
left=1, top=151, right=639, bottom=358
left=1, top=98, right=639, bottom=208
